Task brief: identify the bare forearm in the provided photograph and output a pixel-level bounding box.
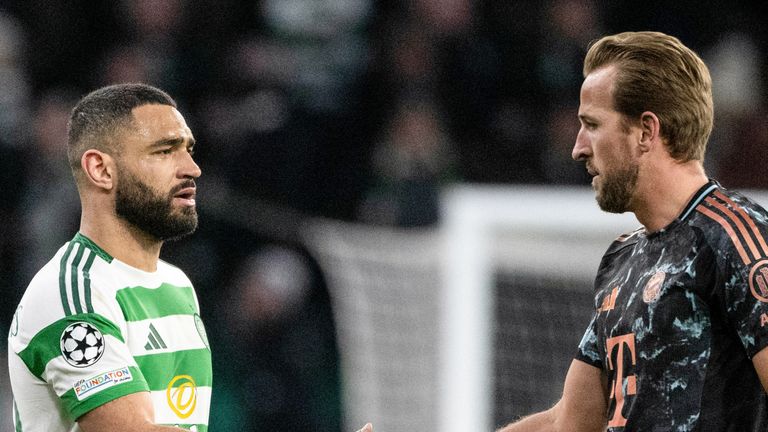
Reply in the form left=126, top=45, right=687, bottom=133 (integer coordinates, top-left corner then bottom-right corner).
left=496, top=409, right=557, bottom=432
left=80, top=422, right=188, bottom=432
left=77, top=392, right=193, bottom=432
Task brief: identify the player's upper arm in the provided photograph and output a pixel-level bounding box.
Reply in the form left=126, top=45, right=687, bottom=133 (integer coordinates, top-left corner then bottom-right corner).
left=752, top=346, right=768, bottom=393
left=78, top=392, right=182, bottom=432
left=551, top=359, right=608, bottom=431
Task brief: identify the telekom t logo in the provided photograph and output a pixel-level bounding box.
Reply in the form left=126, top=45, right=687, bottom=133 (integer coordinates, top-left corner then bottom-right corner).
left=606, top=333, right=637, bottom=427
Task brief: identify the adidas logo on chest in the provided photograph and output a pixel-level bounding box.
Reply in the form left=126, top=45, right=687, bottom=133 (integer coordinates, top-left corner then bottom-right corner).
left=144, top=323, right=168, bottom=351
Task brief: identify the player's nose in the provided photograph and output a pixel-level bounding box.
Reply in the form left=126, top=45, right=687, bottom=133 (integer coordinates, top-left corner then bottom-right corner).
left=572, top=127, right=591, bottom=161
left=180, top=151, right=201, bottom=179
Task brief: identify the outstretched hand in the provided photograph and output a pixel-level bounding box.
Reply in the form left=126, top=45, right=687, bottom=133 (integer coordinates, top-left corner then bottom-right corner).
left=356, top=423, right=373, bottom=432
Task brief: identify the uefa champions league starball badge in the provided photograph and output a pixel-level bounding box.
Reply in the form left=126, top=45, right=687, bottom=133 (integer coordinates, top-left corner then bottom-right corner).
left=60, top=322, right=106, bottom=367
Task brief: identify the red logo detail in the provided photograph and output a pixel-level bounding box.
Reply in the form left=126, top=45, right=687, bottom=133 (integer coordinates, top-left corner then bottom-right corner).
left=761, top=313, right=768, bottom=328
left=749, top=260, right=768, bottom=302
left=606, top=333, right=637, bottom=428
left=642, top=271, right=665, bottom=304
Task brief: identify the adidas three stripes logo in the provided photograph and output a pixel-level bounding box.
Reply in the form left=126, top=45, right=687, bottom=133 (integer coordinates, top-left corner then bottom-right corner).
left=144, top=323, right=168, bottom=351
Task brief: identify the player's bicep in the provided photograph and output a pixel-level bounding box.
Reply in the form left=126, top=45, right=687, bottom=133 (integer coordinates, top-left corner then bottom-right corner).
left=752, top=346, right=768, bottom=392
left=78, top=391, right=154, bottom=431
left=553, top=359, right=608, bottom=431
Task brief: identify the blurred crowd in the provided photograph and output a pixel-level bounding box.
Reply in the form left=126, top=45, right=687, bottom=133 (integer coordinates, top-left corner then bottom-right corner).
left=0, top=1, right=767, bottom=431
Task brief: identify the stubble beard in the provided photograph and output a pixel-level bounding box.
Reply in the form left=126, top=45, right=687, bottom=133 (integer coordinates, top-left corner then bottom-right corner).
left=115, top=169, right=198, bottom=242
left=595, top=161, right=639, bottom=214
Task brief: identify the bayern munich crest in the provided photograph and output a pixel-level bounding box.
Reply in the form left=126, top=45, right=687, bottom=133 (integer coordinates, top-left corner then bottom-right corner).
left=749, top=260, right=768, bottom=303
left=60, top=322, right=106, bottom=368
left=642, top=271, right=666, bottom=304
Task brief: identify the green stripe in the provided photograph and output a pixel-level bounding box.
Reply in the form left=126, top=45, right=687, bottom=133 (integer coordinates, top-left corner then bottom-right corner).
left=73, top=232, right=113, bottom=263
left=70, top=244, right=86, bottom=315
left=59, top=242, right=76, bottom=316
left=115, top=284, right=197, bottom=321
left=83, top=251, right=97, bottom=313
left=60, top=365, right=148, bottom=421
left=17, top=313, right=124, bottom=379
left=134, top=348, right=212, bottom=391
left=14, top=400, right=22, bottom=432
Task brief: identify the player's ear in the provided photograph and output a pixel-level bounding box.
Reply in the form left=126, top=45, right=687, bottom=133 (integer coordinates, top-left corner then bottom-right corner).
left=81, top=149, right=116, bottom=191
left=638, top=111, right=660, bottom=153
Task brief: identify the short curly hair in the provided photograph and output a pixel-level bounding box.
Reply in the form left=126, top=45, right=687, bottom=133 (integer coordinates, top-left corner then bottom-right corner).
left=67, top=83, right=177, bottom=178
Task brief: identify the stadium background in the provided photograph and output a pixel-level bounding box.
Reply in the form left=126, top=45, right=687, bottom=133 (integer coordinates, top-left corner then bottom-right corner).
left=0, top=1, right=767, bottom=431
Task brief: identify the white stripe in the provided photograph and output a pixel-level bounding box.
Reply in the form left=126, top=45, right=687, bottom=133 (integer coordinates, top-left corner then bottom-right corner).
left=681, top=183, right=718, bottom=220
left=44, top=334, right=140, bottom=397
left=127, top=315, right=208, bottom=354
left=150, top=386, right=211, bottom=424
left=75, top=248, right=92, bottom=313
left=63, top=243, right=80, bottom=315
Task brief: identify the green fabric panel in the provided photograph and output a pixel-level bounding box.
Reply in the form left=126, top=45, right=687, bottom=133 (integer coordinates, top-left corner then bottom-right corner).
left=59, top=365, right=148, bottom=421
left=115, top=284, right=198, bottom=321
left=133, top=348, right=213, bottom=391
left=17, top=313, right=124, bottom=379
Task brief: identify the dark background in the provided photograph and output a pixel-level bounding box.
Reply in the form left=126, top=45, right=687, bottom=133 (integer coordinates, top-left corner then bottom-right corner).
left=1, top=1, right=767, bottom=431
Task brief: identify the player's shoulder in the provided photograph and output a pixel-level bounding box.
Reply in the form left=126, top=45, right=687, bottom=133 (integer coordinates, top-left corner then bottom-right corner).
left=692, top=185, right=768, bottom=234
left=602, top=226, right=644, bottom=256
left=690, top=183, right=768, bottom=262
left=156, top=258, right=194, bottom=283
left=14, top=235, right=117, bottom=328
left=21, top=241, right=77, bottom=309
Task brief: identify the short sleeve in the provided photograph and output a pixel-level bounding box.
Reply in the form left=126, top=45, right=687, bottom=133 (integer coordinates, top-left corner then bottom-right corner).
left=575, top=311, right=604, bottom=369
left=723, top=257, right=768, bottom=359
left=14, top=311, right=149, bottom=420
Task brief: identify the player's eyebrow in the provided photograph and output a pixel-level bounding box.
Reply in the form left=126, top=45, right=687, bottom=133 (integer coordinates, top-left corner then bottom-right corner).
left=578, top=114, right=601, bottom=125
left=149, top=136, right=196, bottom=148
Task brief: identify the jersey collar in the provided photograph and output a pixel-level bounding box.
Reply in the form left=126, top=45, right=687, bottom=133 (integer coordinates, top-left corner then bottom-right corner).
left=679, top=179, right=720, bottom=222
left=72, top=232, right=114, bottom=263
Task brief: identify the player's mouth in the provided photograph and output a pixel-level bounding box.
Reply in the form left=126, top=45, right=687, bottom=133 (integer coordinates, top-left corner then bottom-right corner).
left=586, top=164, right=599, bottom=179
left=173, top=186, right=196, bottom=207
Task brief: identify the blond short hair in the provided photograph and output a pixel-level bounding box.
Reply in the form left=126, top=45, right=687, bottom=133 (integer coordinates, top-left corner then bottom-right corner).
left=584, top=31, right=713, bottom=161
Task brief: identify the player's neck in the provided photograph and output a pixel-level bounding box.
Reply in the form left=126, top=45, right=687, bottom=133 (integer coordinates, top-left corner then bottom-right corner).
left=631, top=159, right=708, bottom=233
left=79, top=214, right=162, bottom=272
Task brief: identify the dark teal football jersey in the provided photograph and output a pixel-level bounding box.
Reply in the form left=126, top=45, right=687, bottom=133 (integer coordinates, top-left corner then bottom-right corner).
left=577, top=180, right=768, bottom=431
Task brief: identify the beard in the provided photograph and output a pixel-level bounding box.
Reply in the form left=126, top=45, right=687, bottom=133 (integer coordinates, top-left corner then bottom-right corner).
left=595, top=161, right=639, bottom=214
left=115, top=169, right=198, bottom=242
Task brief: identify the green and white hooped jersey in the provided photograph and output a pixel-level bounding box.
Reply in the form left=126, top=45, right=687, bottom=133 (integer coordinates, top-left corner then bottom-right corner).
left=8, top=233, right=212, bottom=431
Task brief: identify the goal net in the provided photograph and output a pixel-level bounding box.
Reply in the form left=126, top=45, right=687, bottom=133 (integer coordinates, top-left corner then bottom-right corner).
left=302, top=184, right=640, bottom=432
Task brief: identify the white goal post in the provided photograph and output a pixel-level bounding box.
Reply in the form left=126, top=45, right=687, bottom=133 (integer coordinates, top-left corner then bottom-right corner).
left=438, top=185, right=636, bottom=432
left=304, top=184, right=768, bottom=432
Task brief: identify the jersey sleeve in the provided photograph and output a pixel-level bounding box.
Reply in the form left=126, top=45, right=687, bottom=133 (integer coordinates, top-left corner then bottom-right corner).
left=706, top=198, right=768, bottom=358
left=722, top=254, right=768, bottom=358
left=575, top=311, right=604, bottom=368
left=11, top=283, right=150, bottom=421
